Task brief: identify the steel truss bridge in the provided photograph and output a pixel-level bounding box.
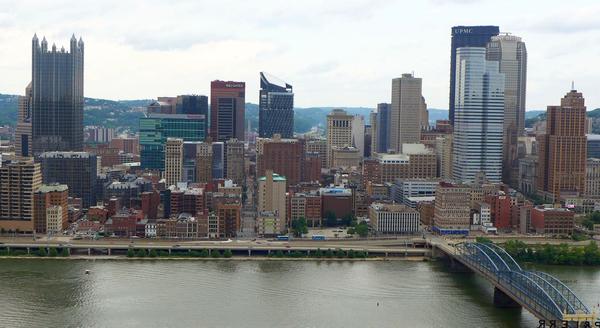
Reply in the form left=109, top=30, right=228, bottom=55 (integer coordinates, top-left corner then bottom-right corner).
left=447, top=242, right=596, bottom=323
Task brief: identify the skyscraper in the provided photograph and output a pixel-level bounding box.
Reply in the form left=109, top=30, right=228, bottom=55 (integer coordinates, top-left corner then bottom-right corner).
left=0, top=159, right=42, bottom=233
left=31, top=34, right=84, bottom=155
left=486, top=34, right=527, bottom=186
left=16, top=83, right=32, bottom=158
left=326, top=109, right=353, bottom=168
left=351, top=115, right=365, bottom=158
left=164, top=138, right=184, bottom=186
left=225, top=139, right=245, bottom=184
left=452, top=47, right=505, bottom=184
left=210, top=81, right=245, bottom=142
left=537, top=90, right=587, bottom=202
left=258, top=72, right=294, bottom=138
left=449, top=26, right=499, bottom=124
left=390, top=73, right=426, bottom=153
left=372, top=103, right=390, bottom=153
left=176, top=95, right=209, bottom=133
left=39, top=152, right=98, bottom=208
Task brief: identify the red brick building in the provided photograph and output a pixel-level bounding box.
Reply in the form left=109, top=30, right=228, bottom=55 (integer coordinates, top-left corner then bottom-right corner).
left=256, top=136, right=304, bottom=185
left=217, top=203, right=241, bottom=238
left=484, top=193, right=512, bottom=230
left=531, top=207, right=574, bottom=235
left=210, top=81, right=245, bottom=142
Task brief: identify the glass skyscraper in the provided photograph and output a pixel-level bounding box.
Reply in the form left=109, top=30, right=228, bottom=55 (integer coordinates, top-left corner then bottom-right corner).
left=449, top=26, right=499, bottom=125
left=139, top=114, right=206, bottom=170
left=258, top=72, right=294, bottom=138
left=452, top=47, right=505, bottom=184
left=31, top=34, right=84, bottom=156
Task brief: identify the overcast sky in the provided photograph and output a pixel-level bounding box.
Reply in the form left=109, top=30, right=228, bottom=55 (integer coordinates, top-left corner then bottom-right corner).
left=1, top=0, right=599, bottom=110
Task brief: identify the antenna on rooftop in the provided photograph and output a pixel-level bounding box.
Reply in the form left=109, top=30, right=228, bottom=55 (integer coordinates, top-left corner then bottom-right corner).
left=571, top=80, right=575, bottom=91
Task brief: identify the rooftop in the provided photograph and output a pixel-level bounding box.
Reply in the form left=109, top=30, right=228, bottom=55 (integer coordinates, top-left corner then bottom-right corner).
left=259, top=173, right=287, bottom=182
left=37, top=184, right=69, bottom=193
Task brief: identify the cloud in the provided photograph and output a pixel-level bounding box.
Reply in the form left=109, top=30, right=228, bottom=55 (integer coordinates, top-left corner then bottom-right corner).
left=528, top=6, right=600, bottom=33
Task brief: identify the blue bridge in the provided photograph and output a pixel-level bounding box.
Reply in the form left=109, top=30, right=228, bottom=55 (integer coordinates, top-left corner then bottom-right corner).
left=435, top=241, right=596, bottom=323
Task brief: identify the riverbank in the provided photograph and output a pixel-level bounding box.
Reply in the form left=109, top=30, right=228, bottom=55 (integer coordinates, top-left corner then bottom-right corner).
left=0, top=255, right=428, bottom=261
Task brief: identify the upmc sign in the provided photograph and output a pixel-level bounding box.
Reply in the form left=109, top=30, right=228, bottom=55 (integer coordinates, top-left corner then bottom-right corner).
left=225, top=83, right=244, bottom=88
left=453, top=28, right=473, bottom=34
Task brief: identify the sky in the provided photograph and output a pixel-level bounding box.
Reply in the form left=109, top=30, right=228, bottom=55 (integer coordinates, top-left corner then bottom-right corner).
left=1, top=0, right=600, bottom=110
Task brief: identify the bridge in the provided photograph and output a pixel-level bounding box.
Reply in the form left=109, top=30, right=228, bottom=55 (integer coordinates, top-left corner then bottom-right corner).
left=434, top=241, right=596, bottom=323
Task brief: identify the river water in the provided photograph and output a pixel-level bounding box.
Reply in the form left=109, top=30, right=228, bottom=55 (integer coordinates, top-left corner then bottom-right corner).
left=0, top=259, right=598, bottom=328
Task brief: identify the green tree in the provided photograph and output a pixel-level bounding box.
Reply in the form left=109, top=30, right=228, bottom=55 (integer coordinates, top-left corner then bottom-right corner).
left=37, top=247, right=47, bottom=257
left=355, top=222, right=369, bottom=238
left=199, top=249, right=209, bottom=257
left=149, top=249, right=158, bottom=258
left=325, top=211, right=337, bottom=227
left=475, top=236, right=493, bottom=244
left=347, top=249, right=355, bottom=258
left=48, top=248, right=58, bottom=257
left=342, top=214, right=354, bottom=226
left=61, top=248, right=70, bottom=257
left=325, top=249, right=334, bottom=258
left=347, top=227, right=355, bottom=235
left=127, top=248, right=135, bottom=257
left=223, top=249, right=233, bottom=258
left=291, top=217, right=308, bottom=237
left=211, top=250, right=221, bottom=258
left=583, top=211, right=600, bottom=230
left=136, top=249, right=147, bottom=258
left=275, top=250, right=285, bottom=258
left=314, top=248, right=323, bottom=258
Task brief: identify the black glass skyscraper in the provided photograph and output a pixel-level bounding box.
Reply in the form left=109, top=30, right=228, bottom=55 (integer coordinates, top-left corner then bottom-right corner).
left=376, top=103, right=390, bottom=153
left=448, top=26, right=499, bottom=124
left=176, top=95, right=209, bottom=133
left=31, top=34, right=84, bottom=156
left=258, top=72, right=294, bottom=138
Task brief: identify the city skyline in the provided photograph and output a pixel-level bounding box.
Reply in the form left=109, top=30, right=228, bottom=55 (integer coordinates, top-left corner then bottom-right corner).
left=1, top=1, right=600, bottom=110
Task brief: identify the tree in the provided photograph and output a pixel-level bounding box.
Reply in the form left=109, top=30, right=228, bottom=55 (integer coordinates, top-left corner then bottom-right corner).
left=223, top=249, right=233, bottom=258
left=48, top=248, right=58, bottom=257
left=127, top=248, right=135, bottom=257
left=314, top=248, right=323, bottom=258
left=37, top=247, right=47, bottom=257
left=291, top=218, right=308, bottom=237
left=325, top=249, right=334, bottom=258
left=136, top=249, right=147, bottom=258
left=342, top=214, right=354, bottom=226
left=149, top=249, right=158, bottom=258
left=61, top=248, right=70, bottom=257
left=355, top=222, right=369, bottom=238
left=199, top=249, right=209, bottom=257
left=476, top=236, right=493, bottom=244
left=275, top=250, right=285, bottom=258
left=211, top=250, right=222, bottom=258
left=325, top=211, right=337, bottom=227
left=336, top=249, right=345, bottom=258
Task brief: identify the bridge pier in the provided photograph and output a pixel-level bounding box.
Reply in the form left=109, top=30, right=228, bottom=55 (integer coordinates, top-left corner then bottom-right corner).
left=493, top=287, right=521, bottom=308
left=107, top=248, right=111, bottom=256
left=248, top=249, right=251, bottom=256
left=88, top=248, right=91, bottom=256
left=27, top=247, right=30, bottom=255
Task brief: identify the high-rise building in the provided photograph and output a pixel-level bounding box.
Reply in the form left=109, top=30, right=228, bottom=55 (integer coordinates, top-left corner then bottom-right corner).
left=351, top=115, right=365, bottom=158
left=33, top=184, right=68, bottom=234
left=258, top=170, right=287, bottom=228
left=212, top=142, right=225, bottom=179
left=259, top=72, right=294, bottom=138
left=39, top=151, right=98, bottom=208
left=31, top=34, right=84, bottom=155
left=432, top=182, right=471, bottom=235
left=256, top=135, right=303, bottom=186
left=449, top=26, right=499, bottom=124
left=304, top=138, right=327, bottom=168
left=210, top=81, right=245, bottom=142
left=585, top=158, right=600, bottom=198
left=164, top=138, right=184, bottom=186
left=452, top=47, right=505, bottom=184
left=139, top=113, right=206, bottom=170
left=225, top=139, right=245, bottom=184
left=537, top=90, right=587, bottom=201
left=176, top=95, right=209, bottom=133
left=16, top=83, right=32, bottom=158
left=390, top=74, right=427, bottom=153
left=196, top=142, right=213, bottom=183
left=369, top=203, right=421, bottom=234
left=486, top=34, right=527, bottom=186
left=373, top=103, right=391, bottom=153
left=326, top=109, right=353, bottom=168
left=435, top=135, right=453, bottom=181
left=362, top=144, right=437, bottom=184
left=0, top=159, right=42, bottom=233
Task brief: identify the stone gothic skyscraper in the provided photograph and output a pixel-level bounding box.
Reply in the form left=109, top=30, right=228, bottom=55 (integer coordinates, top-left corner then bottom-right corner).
left=31, top=34, right=84, bottom=156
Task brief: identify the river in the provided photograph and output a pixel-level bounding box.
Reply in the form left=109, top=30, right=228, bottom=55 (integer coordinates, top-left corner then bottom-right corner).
left=0, top=259, right=598, bottom=328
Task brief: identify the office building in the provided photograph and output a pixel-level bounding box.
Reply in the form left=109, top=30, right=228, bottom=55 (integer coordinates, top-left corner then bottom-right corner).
left=326, top=109, right=353, bottom=168
left=369, top=203, right=420, bottom=234
left=34, top=184, right=68, bottom=234
left=331, top=146, right=361, bottom=168
left=391, top=179, right=439, bottom=208
left=164, top=138, right=184, bottom=186
left=452, top=47, right=505, bottom=184
left=304, top=138, right=327, bottom=168
left=449, top=26, right=500, bottom=124
left=390, top=74, right=427, bottom=153
left=258, top=171, right=287, bottom=226
left=175, top=95, right=209, bottom=133
left=212, top=142, right=225, bottom=179
left=363, top=144, right=437, bottom=184
left=225, top=139, right=244, bottom=184
left=196, top=142, right=213, bottom=183
left=31, top=34, right=84, bottom=155
left=586, top=158, right=600, bottom=198
left=210, top=80, right=245, bottom=142
left=0, top=159, right=42, bottom=233
left=259, top=72, right=294, bottom=138
left=531, top=207, right=574, bottom=235
left=320, top=187, right=354, bottom=222
left=39, top=152, right=98, bottom=208
left=486, top=34, right=527, bottom=186
left=433, top=183, right=471, bottom=234
left=216, top=202, right=242, bottom=238
left=351, top=115, right=365, bottom=157
left=288, top=192, right=322, bottom=227
left=587, top=134, right=600, bottom=159
left=139, top=113, right=206, bottom=170
left=256, top=135, right=303, bottom=185
left=16, top=83, right=32, bottom=157
left=537, top=90, right=587, bottom=201
left=435, top=135, right=453, bottom=180
left=371, top=103, right=390, bottom=153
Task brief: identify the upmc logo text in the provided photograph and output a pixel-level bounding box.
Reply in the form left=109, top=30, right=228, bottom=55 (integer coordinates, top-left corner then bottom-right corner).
left=453, top=28, right=472, bottom=34
left=225, top=84, right=244, bottom=88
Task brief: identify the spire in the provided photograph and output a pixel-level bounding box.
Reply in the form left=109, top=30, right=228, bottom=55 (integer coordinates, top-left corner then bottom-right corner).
left=41, top=36, right=47, bottom=44
left=78, top=36, right=84, bottom=48
left=32, top=33, right=38, bottom=41
left=71, top=33, right=76, bottom=42
left=52, top=43, right=56, bottom=52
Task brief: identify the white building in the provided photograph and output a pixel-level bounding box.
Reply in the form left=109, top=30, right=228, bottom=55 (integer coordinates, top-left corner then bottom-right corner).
left=369, top=203, right=420, bottom=234
left=46, top=205, right=63, bottom=234
left=452, top=47, right=505, bottom=183
left=351, top=115, right=365, bottom=158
